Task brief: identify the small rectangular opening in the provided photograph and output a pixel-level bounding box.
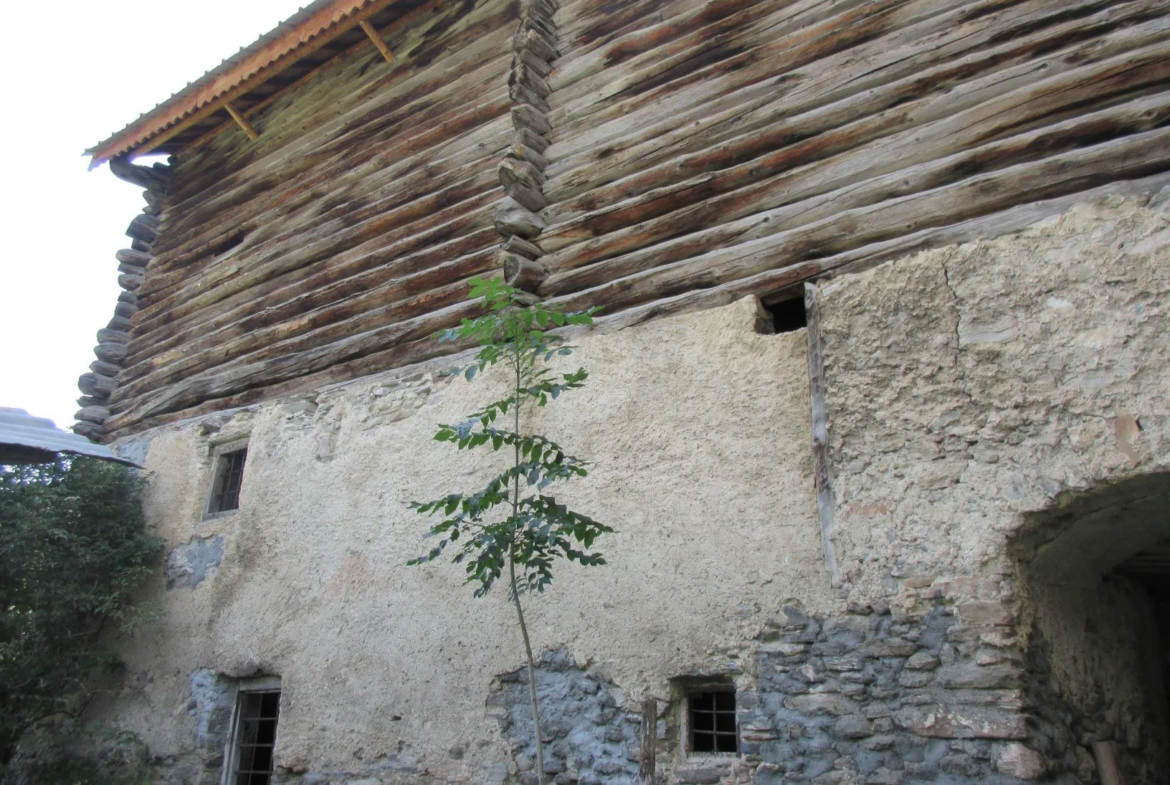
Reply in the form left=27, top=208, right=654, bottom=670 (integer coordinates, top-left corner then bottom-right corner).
left=208, top=448, right=247, bottom=515
left=763, top=297, right=807, bottom=333
left=689, top=690, right=738, bottom=754
left=227, top=682, right=281, bottom=785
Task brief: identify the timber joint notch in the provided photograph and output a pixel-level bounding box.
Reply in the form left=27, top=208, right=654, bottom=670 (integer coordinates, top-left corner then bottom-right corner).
left=494, top=0, right=560, bottom=296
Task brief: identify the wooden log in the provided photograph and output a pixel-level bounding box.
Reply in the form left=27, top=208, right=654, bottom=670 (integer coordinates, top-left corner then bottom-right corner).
left=503, top=253, right=548, bottom=291
left=512, top=104, right=551, bottom=135
left=78, top=373, right=117, bottom=398
left=143, top=189, right=166, bottom=216
left=515, top=46, right=553, bottom=78
left=95, top=342, right=129, bottom=364
left=107, top=315, right=134, bottom=332
left=493, top=198, right=546, bottom=238
left=509, top=83, right=550, bottom=113
left=96, top=329, right=130, bottom=345
left=511, top=65, right=552, bottom=98
left=510, top=143, right=548, bottom=170
left=77, top=396, right=103, bottom=409
left=116, top=248, right=152, bottom=267
left=118, top=273, right=145, bottom=291
left=72, top=421, right=106, bottom=442
left=118, top=291, right=138, bottom=305
left=503, top=235, right=543, bottom=259
left=514, top=28, right=557, bottom=62
left=131, top=239, right=153, bottom=254
left=514, top=127, right=550, bottom=154
left=504, top=179, right=548, bottom=212
left=75, top=406, right=111, bottom=424
left=110, top=155, right=171, bottom=193
left=805, top=283, right=840, bottom=588
left=499, top=158, right=546, bottom=190
left=90, top=360, right=122, bottom=377
left=126, top=214, right=160, bottom=244
left=118, top=263, right=145, bottom=276
left=638, top=698, right=656, bottom=785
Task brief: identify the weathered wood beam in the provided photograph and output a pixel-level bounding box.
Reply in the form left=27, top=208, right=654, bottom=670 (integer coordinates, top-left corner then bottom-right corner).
left=360, top=20, right=397, bottom=65
left=224, top=103, right=260, bottom=142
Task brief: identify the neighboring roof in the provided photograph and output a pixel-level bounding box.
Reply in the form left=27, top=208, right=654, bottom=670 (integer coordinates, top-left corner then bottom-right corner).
left=86, top=0, right=400, bottom=169
left=0, top=408, right=140, bottom=466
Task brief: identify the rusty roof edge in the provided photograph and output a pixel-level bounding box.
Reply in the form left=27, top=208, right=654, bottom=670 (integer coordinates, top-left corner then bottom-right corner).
left=86, top=0, right=390, bottom=169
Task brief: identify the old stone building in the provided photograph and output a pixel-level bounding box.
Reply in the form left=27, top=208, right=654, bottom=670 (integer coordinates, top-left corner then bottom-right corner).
left=69, top=0, right=1169, bottom=783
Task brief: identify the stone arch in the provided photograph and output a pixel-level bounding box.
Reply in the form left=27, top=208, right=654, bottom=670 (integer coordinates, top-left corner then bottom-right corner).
left=1010, top=469, right=1170, bottom=784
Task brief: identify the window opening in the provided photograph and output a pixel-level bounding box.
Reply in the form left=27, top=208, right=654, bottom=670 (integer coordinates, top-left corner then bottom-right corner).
left=763, top=296, right=807, bottom=333
left=208, top=448, right=247, bottom=514
left=689, top=690, right=738, bottom=754
left=228, top=685, right=281, bottom=785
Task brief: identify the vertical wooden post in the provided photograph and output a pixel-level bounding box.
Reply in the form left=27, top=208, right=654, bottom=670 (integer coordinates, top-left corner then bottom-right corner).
left=1092, top=741, right=1124, bottom=785
left=805, top=282, right=841, bottom=587
left=639, top=698, right=657, bottom=785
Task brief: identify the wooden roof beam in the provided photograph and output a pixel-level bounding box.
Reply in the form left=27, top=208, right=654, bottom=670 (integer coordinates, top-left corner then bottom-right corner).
left=360, top=20, right=396, bottom=65
left=225, top=103, right=260, bottom=141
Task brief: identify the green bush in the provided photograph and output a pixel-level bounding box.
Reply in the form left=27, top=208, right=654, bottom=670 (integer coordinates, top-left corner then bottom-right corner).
left=0, top=458, right=161, bottom=765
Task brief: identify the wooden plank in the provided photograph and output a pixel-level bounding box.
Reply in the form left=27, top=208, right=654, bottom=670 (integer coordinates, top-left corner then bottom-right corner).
left=639, top=698, right=657, bottom=785
left=804, top=282, right=840, bottom=588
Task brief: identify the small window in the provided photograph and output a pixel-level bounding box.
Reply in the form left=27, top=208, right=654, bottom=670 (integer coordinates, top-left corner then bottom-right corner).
left=207, top=447, right=247, bottom=515
left=225, top=678, right=281, bottom=785
left=763, top=296, right=807, bottom=333
left=689, top=690, right=738, bottom=754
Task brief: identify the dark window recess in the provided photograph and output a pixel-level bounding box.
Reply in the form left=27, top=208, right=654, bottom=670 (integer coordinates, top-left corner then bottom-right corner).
left=690, top=691, right=738, bottom=753
left=764, top=297, right=808, bottom=333
left=233, top=689, right=281, bottom=785
left=209, top=449, right=247, bottom=514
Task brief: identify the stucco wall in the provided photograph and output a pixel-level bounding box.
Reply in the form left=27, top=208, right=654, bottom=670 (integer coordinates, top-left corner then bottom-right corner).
left=91, top=297, right=826, bottom=779
left=817, top=191, right=1170, bottom=598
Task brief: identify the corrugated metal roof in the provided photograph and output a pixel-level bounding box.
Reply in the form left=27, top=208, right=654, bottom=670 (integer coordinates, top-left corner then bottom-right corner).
left=86, top=0, right=397, bottom=168
left=0, top=408, right=140, bottom=466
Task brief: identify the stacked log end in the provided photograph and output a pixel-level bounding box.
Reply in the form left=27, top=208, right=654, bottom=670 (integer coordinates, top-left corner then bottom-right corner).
left=72, top=157, right=171, bottom=443
left=493, top=0, right=558, bottom=294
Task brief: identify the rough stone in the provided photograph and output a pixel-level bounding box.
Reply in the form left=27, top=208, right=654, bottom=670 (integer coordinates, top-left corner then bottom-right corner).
left=995, top=742, right=1045, bottom=780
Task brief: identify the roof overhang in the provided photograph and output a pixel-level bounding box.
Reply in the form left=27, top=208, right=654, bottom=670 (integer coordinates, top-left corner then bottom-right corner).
left=86, top=0, right=402, bottom=169
left=0, top=408, right=141, bottom=466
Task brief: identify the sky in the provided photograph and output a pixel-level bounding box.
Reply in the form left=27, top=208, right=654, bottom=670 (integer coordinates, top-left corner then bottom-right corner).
left=0, top=0, right=308, bottom=430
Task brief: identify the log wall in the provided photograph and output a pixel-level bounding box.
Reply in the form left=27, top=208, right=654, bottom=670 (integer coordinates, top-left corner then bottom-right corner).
left=537, top=0, right=1170, bottom=317
left=98, top=0, right=1170, bottom=438
left=101, top=0, right=522, bottom=438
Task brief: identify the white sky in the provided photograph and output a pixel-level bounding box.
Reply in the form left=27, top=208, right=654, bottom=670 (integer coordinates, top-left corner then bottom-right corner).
left=0, top=0, right=307, bottom=430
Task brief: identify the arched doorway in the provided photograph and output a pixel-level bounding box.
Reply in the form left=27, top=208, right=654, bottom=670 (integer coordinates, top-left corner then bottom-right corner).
left=1013, top=471, right=1170, bottom=783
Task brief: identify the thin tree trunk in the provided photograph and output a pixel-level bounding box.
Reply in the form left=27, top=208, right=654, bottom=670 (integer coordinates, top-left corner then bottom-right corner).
left=511, top=557, right=546, bottom=785
left=510, top=326, right=546, bottom=785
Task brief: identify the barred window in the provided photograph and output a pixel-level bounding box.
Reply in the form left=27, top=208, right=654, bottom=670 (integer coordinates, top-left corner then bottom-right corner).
left=689, top=690, right=738, bottom=754
left=226, top=678, right=281, bottom=785
left=206, top=446, right=247, bottom=516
